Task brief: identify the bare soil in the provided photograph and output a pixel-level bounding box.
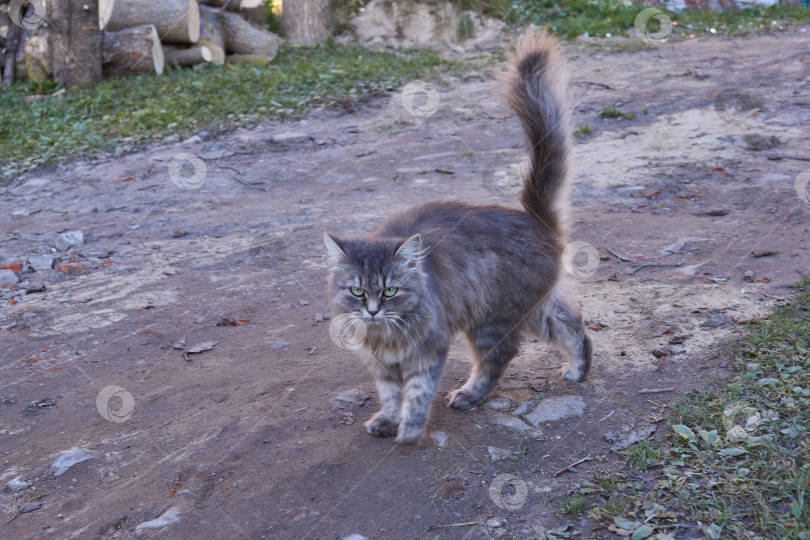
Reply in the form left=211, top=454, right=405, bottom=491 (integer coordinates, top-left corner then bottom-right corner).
left=1, top=31, right=809, bottom=539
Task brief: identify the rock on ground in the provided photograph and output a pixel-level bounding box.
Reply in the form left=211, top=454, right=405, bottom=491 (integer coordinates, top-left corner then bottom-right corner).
left=50, top=448, right=96, bottom=477
left=524, top=396, right=586, bottom=427
left=135, top=506, right=182, bottom=533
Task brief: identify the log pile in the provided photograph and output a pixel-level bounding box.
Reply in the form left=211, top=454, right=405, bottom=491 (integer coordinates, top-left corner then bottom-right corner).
left=1, top=0, right=282, bottom=86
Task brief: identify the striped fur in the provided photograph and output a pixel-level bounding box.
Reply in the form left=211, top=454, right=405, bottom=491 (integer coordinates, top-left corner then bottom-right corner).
left=325, top=31, right=591, bottom=445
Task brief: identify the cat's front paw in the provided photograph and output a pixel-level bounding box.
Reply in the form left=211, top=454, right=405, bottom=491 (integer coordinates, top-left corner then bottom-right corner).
left=561, top=363, right=586, bottom=382
left=365, top=413, right=398, bottom=437
left=447, top=388, right=483, bottom=410
left=395, top=422, right=425, bottom=445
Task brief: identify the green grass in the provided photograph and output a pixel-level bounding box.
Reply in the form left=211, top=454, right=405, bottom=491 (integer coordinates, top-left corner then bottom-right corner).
left=438, top=0, right=810, bottom=39
left=578, top=279, right=810, bottom=538
left=561, top=494, right=587, bottom=518
left=623, top=440, right=661, bottom=470
left=573, top=124, right=592, bottom=139
left=657, top=279, right=810, bottom=538
left=600, top=105, right=636, bottom=120
left=0, top=44, right=476, bottom=176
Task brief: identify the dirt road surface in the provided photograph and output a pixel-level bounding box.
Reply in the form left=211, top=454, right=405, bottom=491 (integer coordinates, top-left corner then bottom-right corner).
left=2, top=30, right=809, bottom=539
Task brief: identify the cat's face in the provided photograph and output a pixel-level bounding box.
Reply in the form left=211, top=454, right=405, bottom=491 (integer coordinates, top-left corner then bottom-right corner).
left=325, top=233, right=426, bottom=343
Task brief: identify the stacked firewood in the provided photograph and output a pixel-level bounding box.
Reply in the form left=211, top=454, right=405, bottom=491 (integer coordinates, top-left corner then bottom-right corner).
left=1, top=0, right=281, bottom=85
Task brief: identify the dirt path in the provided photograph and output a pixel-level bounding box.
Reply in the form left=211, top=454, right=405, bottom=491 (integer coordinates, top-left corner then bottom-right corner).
left=1, top=31, right=809, bottom=539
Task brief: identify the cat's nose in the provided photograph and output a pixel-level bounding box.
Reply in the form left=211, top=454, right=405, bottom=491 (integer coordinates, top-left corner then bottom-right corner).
left=367, top=308, right=379, bottom=316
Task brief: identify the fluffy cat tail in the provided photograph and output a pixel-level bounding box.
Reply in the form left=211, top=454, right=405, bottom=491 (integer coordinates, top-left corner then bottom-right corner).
left=503, top=30, right=571, bottom=234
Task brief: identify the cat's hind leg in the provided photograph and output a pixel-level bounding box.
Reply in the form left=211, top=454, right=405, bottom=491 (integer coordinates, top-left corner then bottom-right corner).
left=530, top=291, right=592, bottom=382
left=365, top=365, right=402, bottom=437
left=448, top=325, right=521, bottom=410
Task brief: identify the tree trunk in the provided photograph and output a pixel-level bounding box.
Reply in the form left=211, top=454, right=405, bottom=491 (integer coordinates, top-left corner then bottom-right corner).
left=24, top=27, right=51, bottom=81
left=219, top=10, right=280, bottom=57
left=2, top=19, right=21, bottom=86
left=164, top=44, right=212, bottom=66
left=199, top=0, right=262, bottom=11
left=104, top=0, right=200, bottom=44
left=102, top=24, right=164, bottom=77
left=282, top=0, right=334, bottom=46
left=47, top=0, right=103, bottom=85
left=198, top=6, right=225, bottom=65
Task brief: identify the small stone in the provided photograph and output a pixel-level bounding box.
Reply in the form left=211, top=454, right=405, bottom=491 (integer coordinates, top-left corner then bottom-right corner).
left=55, top=231, right=84, bottom=252
left=487, top=446, right=513, bottom=462
left=271, top=132, right=311, bottom=144
left=298, top=299, right=309, bottom=306
left=5, top=476, right=29, bottom=492
left=272, top=341, right=289, bottom=349
left=342, top=535, right=368, bottom=540
left=438, top=480, right=464, bottom=498
left=27, top=255, right=54, bottom=271
left=56, top=263, right=90, bottom=276
left=340, top=412, right=355, bottom=425
left=525, top=396, right=586, bottom=427
left=487, top=518, right=506, bottom=528
left=743, top=270, right=755, bottom=282
left=0, top=269, right=19, bottom=285
left=487, top=397, right=513, bottom=411
left=512, top=399, right=535, bottom=417
left=491, top=414, right=531, bottom=432
left=331, top=389, right=370, bottom=410
left=183, top=135, right=203, bottom=145
left=135, top=506, right=182, bottom=533
left=430, top=431, right=448, bottom=448
left=20, top=502, right=41, bottom=513
left=50, top=447, right=95, bottom=477
left=605, top=425, right=657, bottom=451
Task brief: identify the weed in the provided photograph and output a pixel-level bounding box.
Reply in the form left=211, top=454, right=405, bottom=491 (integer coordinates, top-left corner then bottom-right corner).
left=574, top=124, right=592, bottom=139
left=600, top=105, right=636, bottom=120
left=561, top=494, right=587, bottom=518
left=623, top=440, right=661, bottom=470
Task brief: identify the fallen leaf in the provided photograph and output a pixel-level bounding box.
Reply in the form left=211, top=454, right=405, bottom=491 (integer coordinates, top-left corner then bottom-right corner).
left=672, top=424, right=696, bottom=440
left=186, top=341, right=218, bottom=354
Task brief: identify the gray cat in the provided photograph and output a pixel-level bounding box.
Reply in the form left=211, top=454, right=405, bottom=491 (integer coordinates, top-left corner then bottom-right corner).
left=324, top=31, right=591, bottom=444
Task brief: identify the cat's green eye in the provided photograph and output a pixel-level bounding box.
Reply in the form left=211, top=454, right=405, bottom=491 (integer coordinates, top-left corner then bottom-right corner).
left=350, top=287, right=364, bottom=297
left=383, top=287, right=398, bottom=297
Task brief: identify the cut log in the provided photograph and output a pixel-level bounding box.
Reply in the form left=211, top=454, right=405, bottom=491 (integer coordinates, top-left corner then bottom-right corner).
left=102, top=24, right=164, bottom=77
left=199, top=0, right=262, bottom=11
left=47, top=0, right=103, bottom=85
left=104, top=0, right=200, bottom=44
left=219, top=10, right=280, bottom=58
left=164, top=45, right=212, bottom=66
left=282, top=0, right=335, bottom=47
left=225, top=53, right=272, bottom=66
left=98, top=0, right=114, bottom=30
left=198, top=6, right=225, bottom=65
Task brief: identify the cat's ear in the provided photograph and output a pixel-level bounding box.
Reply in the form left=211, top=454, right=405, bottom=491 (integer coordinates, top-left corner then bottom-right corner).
left=323, top=232, right=347, bottom=262
left=395, top=234, right=425, bottom=266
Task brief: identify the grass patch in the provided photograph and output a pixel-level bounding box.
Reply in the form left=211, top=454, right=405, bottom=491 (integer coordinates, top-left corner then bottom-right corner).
left=623, top=440, right=661, bottom=470
left=433, top=0, right=810, bottom=39
left=578, top=279, right=810, bottom=538
left=600, top=105, right=636, bottom=120
left=573, top=124, right=592, bottom=139
left=0, top=44, right=478, bottom=176
left=658, top=279, right=810, bottom=537
left=561, top=494, right=587, bottom=518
